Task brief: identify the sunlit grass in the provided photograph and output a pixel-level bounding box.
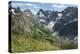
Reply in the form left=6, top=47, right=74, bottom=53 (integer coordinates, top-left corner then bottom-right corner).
left=11, top=33, right=60, bottom=53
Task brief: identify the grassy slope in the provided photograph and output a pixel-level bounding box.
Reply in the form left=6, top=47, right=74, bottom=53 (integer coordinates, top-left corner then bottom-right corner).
left=11, top=33, right=60, bottom=53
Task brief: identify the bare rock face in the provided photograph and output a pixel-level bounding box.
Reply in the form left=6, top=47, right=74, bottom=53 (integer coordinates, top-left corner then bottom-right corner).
left=53, top=7, right=78, bottom=40
left=11, top=15, right=30, bottom=34
left=36, top=7, right=78, bottom=40
left=11, top=8, right=35, bottom=34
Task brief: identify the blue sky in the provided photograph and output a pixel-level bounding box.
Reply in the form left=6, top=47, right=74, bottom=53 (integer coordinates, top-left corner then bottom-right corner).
left=11, top=1, right=77, bottom=15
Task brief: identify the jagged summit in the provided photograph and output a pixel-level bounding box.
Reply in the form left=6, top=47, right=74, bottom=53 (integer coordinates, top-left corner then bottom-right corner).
left=36, top=7, right=78, bottom=40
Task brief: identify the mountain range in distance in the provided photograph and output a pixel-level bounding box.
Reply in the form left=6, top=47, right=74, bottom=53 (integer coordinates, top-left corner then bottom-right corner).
left=10, top=6, right=78, bottom=41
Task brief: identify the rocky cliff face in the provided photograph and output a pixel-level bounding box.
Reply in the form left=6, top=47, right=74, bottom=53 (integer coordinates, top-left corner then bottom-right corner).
left=37, top=7, right=78, bottom=40
left=11, top=8, right=35, bottom=34
left=54, top=7, right=78, bottom=40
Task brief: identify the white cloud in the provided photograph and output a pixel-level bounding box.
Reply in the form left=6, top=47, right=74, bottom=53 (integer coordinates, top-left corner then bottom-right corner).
left=12, top=2, right=36, bottom=7
left=25, top=3, right=34, bottom=6
left=12, top=3, right=24, bottom=7
left=52, top=4, right=66, bottom=8
left=12, top=2, right=40, bottom=9
left=25, top=3, right=40, bottom=9
left=51, top=4, right=67, bottom=12
left=34, top=6, right=40, bottom=9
